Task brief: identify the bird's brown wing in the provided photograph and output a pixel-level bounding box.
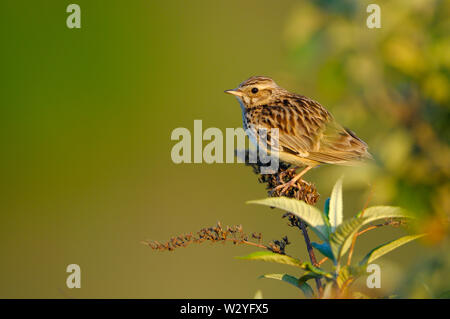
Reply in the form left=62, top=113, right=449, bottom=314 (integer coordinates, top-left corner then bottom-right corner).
left=246, top=99, right=370, bottom=164
left=307, top=122, right=371, bottom=164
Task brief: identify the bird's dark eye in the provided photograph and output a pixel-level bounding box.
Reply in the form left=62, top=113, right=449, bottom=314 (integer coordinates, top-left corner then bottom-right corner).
left=251, top=87, right=259, bottom=94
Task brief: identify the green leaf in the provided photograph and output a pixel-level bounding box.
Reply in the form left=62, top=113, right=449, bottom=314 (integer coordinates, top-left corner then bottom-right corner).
left=247, top=197, right=330, bottom=242
left=329, top=177, right=343, bottom=232
left=336, top=266, right=352, bottom=289
left=311, top=241, right=335, bottom=262
left=300, top=261, right=334, bottom=278
left=360, top=206, right=413, bottom=224
left=336, top=265, right=364, bottom=288
left=359, top=234, right=425, bottom=266
left=260, top=274, right=314, bottom=298
left=236, top=251, right=301, bottom=267
left=298, top=272, right=322, bottom=285
left=324, top=198, right=331, bottom=220
left=237, top=251, right=333, bottom=279
left=299, top=283, right=314, bottom=298
left=329, top=217, right=366, bottom=262
left=336, top=206, right=414, bottom=259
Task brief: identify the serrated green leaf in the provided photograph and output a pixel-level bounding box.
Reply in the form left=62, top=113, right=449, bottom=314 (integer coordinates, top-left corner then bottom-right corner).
left=359, top=234, right=425, bottom=266
left=336, top=265, right=364, bottom=288
left=329, top=217, right=366, bottom=262
left=236, top=251, right=301, bottom=267
left=329, top=177, right=343, bottom=231
left=336, top=266, right=351, bottom=289
left=260, top=274, right=314, bottom=298
left=247, top=197, right=330, bottom=242
left=311, top=241, right=335, bottom=262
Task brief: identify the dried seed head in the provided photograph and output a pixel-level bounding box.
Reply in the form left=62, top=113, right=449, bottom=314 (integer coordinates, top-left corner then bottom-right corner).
left=142, top=222, right=271, bottom=253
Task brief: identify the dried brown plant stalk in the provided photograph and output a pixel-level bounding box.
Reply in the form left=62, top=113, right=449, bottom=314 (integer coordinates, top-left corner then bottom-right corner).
left=142, top=221, right=292, bottom=255
left=142, top=222, right=264, bottom=251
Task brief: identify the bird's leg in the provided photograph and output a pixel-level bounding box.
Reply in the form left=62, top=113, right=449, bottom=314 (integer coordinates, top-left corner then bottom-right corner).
left=274, top=166, right=314, bottom=194
left=278, top=166, right=299, bottom=184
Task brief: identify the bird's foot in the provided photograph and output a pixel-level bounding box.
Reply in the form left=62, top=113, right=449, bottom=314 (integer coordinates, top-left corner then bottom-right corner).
left=270, top=166, right=313, bottom=196
left=271, top=178, right=301, bottom=195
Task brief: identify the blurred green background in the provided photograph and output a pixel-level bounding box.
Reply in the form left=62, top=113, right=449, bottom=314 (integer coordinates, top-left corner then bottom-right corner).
left=0, top=0, right=448, bottom=298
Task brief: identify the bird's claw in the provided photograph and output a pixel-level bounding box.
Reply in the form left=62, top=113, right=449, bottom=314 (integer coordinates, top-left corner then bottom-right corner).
left=272, top=179, right=299, bottom=195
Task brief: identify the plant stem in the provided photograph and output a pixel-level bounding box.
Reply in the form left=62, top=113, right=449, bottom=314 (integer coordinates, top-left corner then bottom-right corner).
left=239, top=240, right=268, bottom=249
left=317, top=257, right=328, bottom=266
left=298, top=220, right=323, bottom=294
left=346, top=189, right=374, bottom=266
left=346, top=222, right=395, bottom=266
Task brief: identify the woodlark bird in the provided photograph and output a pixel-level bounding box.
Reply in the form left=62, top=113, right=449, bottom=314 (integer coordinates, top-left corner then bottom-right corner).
left=225, top=76, right=372, bottom=192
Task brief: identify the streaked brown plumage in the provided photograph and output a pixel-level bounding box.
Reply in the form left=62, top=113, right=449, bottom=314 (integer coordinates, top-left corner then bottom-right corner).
left=225, top=76, right=371, bottom=191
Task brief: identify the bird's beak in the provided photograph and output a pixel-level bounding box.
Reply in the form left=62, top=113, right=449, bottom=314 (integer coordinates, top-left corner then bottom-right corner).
left=224, top=89, right=244, bottom=97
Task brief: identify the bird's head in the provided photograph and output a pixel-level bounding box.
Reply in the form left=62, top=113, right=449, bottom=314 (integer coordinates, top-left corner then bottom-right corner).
left=225, top=76, right=282, bottom=108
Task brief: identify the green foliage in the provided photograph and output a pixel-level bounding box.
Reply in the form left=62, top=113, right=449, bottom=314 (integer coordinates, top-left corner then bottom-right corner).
left=248, top=198, right=330, bottom=242
left=336, top=265, right=362, bottom=289
left=359, top=206, right=412, bottom=224
left=359, top=234, right=426, bottom=266
left=328, top=176, right=343, bottom=232
left=300, top=262, right=334, bottom=279
left=260, top=274, right=314, bottom=298
left=236, top=251, right=301, bottom=268
left=324, top=197, right=331, bottom=220
left=311, top=241, right=335, bottom=262
left=329, top=217, right=366, bottom=263
left=298, top=272, right=323, bottom=285
left=237, top=251, right=333, bottom=278
left=245, top=178, right=425, bottom=298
